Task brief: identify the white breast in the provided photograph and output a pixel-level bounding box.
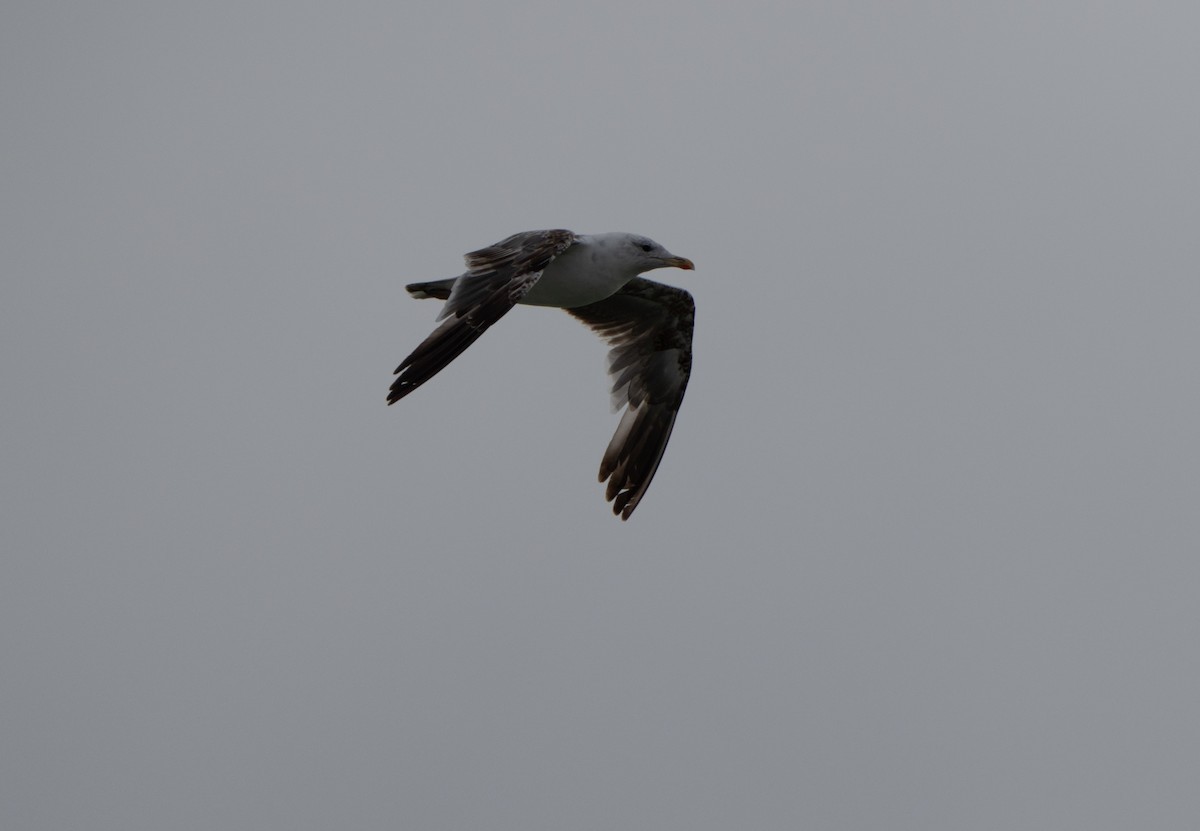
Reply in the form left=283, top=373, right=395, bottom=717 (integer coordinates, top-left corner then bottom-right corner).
left=518, top=237, right=635, bottom=309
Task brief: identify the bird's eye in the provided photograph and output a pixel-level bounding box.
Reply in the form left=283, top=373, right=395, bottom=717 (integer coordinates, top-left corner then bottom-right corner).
left=639, top=243, right=654, bottom=252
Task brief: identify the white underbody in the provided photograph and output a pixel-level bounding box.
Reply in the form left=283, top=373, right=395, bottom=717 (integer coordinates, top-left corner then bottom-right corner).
left=517, top=236, right=639, bottom=308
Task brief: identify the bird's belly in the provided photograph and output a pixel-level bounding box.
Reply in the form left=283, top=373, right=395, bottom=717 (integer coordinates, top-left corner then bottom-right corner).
left=518, top=251, right=632, bottom=308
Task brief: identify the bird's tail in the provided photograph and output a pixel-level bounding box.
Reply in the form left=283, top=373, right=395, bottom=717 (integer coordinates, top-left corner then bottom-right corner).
left=405, top=278, right=456, bottom=301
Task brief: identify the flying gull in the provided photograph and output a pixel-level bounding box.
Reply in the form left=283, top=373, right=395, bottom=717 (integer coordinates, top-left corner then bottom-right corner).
left=388, top=229, right=695, bottom=520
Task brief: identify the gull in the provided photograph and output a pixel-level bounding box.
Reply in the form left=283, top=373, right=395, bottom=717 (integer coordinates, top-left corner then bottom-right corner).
left=388, top=229, right=696, bottom=520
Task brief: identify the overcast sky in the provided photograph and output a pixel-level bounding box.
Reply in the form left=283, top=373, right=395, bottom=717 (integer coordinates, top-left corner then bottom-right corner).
left=3, top=2, right=1199, bottom=829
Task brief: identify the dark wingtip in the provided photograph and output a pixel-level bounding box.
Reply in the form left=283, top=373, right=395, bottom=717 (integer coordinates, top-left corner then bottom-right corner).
left=387, top=376, right=414, bottom=405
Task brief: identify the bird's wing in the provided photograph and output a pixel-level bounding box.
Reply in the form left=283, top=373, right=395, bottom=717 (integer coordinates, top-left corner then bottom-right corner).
left=388, top=229, right=577, bottom=403
left=566, top=277, right=695, bottom=520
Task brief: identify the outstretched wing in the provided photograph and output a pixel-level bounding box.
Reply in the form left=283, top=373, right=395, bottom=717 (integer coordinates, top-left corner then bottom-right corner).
left=388, top=229, right=577, bottom=403
left=566, top=278, right=695, bottom=520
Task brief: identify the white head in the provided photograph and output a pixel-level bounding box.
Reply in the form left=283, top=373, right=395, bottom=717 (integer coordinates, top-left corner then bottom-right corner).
left=591, top=232, right=695, bottom=276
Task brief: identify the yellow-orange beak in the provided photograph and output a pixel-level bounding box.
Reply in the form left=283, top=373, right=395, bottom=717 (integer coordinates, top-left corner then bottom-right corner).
left=665, top=256, right=695, bottom=270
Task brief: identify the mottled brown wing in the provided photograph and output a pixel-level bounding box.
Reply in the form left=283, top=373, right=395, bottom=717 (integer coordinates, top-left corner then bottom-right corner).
left=388, top=230, right=576, bottom=403
left=567, top=277, right=695, bottom=520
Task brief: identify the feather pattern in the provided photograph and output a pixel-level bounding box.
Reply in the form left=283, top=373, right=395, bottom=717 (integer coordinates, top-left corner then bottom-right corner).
left=388, top=230, right=576, bottom=403
left=389, top=229, right=694, bottom=519
left=567, top=278, right=695, bottom=519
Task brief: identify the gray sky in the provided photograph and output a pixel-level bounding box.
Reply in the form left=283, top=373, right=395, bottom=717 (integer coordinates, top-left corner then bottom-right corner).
left=3, top=1, right=1199, bottom=828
